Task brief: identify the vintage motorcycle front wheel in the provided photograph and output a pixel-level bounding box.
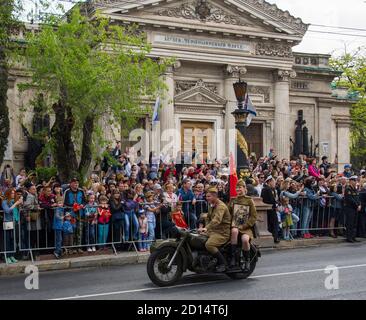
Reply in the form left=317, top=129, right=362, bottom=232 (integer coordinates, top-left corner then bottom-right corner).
left=147, top=246, right=183, bottom=287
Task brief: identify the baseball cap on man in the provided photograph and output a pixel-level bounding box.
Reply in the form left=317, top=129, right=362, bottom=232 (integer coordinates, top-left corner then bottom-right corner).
left=344, top=164, right=351, bottom=169
left=349, top=176, right=358, bottom=181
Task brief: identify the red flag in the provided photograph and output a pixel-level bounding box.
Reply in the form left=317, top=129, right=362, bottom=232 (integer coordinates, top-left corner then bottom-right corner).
left=229, top=152, right=238, bottom=198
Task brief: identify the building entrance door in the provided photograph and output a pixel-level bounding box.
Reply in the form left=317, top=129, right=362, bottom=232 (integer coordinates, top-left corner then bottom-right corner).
left=243, top=123, right=263, bottom=158
left=181, top=121, right=214, bottom=163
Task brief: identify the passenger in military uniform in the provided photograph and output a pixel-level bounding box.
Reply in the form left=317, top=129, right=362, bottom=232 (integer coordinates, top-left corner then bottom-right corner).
left=198, top=187, right=231, bottom=272
left=344, top=176, right=362, bottom=243
left=228, top=180, right=257, bottom=271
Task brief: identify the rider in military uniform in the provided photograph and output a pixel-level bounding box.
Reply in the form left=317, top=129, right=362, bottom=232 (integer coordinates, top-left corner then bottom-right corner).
left=228, top=180, right=257, bottom=271
left=198, top=187, right=231, bottom=272
left=344, top=176, right=361, bottom=243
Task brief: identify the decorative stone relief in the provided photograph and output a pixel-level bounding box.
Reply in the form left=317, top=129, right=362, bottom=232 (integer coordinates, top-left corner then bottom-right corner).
left=256, top=110, right=275, bottom=118
left=175, top=79, right=227, bottom=105
left=175, top=79, right=219, bottom=95
left=225, top=65, right=247, bottom=78
left=255, top=42, right=293, bottom=58
left=164, top=59, right=182, bottom=73
left=157, top=0, right=254, bottom=27
left=276, top=70, right=297, bottom=82
left=248, top=86, right=270, bottom=103
left=242, top=0, right=308, bottom=34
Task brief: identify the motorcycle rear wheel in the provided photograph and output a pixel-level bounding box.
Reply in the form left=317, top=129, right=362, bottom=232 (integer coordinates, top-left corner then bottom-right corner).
left=226, top=246, right=258, bottom=280
left=147, top=246, right=183, bottom=287
left=226, top=258, right=257, bottom=279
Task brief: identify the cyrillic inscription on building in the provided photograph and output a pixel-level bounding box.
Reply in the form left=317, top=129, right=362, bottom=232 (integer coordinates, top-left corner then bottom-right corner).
left=153, top=34, right=252, bottom=52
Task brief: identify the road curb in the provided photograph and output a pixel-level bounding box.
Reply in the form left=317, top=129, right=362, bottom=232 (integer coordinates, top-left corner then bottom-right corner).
left=0, top=238, right=364, bottom=276
left=0, top=253, right=150, bottom=276
left=261, top=237, right=348, bottom=249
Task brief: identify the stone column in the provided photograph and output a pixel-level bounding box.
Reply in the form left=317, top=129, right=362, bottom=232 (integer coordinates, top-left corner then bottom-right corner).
left=273, top=70, right=296, bottom=159
left=223, top=65, right=247, bottom=160
left=336, top=120, right=352, bottom=172
left=318, top=104, right=332, bottom=159
left=159, top=61, right=181, bottom=159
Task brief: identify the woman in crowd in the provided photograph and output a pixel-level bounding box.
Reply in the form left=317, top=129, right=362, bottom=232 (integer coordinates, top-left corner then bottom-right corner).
left=1, top=188, right=22, bottom=264
left=308, top=158, right=321, bottom=180
left=122, top=189, right=139, bottom=242
left=109, top=190, right=125, bottom=248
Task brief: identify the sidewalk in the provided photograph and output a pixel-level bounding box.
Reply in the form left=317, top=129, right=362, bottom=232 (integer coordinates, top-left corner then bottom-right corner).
left=0, top=237, right=364, bottom=276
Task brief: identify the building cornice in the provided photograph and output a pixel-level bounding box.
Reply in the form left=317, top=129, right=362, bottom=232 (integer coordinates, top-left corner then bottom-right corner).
left=91, top=0, right=308, bottom=36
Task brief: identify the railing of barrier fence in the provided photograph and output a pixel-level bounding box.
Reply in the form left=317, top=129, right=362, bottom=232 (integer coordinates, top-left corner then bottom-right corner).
left=284, top=195, right=346, bottom=238
left=0, top=196, right=348, bottom=264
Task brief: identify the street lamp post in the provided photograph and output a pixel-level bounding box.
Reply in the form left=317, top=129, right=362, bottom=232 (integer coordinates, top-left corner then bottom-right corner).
left=232, top=79, right=250, bottom=177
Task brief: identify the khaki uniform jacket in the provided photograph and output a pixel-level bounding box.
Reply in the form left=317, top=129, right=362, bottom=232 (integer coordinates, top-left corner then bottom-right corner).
left=229, top=195, right=257, bottom=238
left=205, top=200, right=231, bottom=243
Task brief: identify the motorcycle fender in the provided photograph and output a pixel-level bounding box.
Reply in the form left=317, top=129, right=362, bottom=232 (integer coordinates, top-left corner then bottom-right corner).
left=150, top=241, right=189, bottom=271
left=150, top=240, right=177, bottom=253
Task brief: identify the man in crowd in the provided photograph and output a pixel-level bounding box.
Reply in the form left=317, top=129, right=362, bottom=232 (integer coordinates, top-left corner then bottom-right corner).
left=344, top=176, right=361, bottom=243
left=177, top=179, right=197, bottom=229
left=261, top=176, right=280, bottom=243
left=64, top=178, right=86, bottom=252
left=320, top=156, right=331, bottom=178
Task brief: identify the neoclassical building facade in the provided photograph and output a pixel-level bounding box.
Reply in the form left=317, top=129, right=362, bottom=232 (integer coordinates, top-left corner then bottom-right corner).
left=3, top=0, right=352, bottom=171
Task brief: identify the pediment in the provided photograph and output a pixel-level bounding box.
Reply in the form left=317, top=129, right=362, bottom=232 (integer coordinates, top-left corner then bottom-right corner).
left=92, top=0, right=308, bottom=36
left=174, top=79, right=227, bottom=105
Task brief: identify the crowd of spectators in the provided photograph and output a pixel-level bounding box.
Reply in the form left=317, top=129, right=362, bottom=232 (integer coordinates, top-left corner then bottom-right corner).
left=1, top=142, right=366, bottom=264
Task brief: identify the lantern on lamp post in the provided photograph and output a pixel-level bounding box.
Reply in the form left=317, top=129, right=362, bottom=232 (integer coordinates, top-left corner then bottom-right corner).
left=232, top=79, right=250, bottom=175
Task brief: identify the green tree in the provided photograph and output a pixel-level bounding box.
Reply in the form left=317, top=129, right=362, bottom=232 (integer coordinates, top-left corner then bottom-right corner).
left=0, top=0, right=23, bottom=167
left=330, top=47, right=366, bottom=169
left=19, top=8, right=170, bottom=182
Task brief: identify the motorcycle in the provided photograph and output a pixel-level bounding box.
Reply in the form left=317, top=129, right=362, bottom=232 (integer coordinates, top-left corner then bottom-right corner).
left=147, top=228, right=260, bottom=287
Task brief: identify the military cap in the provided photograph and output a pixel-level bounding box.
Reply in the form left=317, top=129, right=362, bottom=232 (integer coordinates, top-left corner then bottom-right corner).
left=207, top=186, right=218, bottom=194
left=236, top=179, right=246, bottom=188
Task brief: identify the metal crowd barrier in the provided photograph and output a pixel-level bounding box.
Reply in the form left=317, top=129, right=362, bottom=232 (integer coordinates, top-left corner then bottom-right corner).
left=0, top=195, right=349, bottom=264
left=285, top=195, right=346, bottom=239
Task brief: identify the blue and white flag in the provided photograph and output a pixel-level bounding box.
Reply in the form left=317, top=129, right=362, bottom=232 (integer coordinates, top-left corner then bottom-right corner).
left=245, top=94, right=257, bottom=127
left=152, top=96, right=160, bottom=126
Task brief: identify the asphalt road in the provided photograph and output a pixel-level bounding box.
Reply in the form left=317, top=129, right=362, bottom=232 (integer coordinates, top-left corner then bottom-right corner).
left=1, top=242, right=366, bottom=300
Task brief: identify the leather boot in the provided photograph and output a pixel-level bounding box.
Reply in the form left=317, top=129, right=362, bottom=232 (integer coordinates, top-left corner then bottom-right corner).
left=242, top=250, right=250, bottom=272
left=213, top=251, right=227, bottom=273
left=229, top=245, right=237, bottom=268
